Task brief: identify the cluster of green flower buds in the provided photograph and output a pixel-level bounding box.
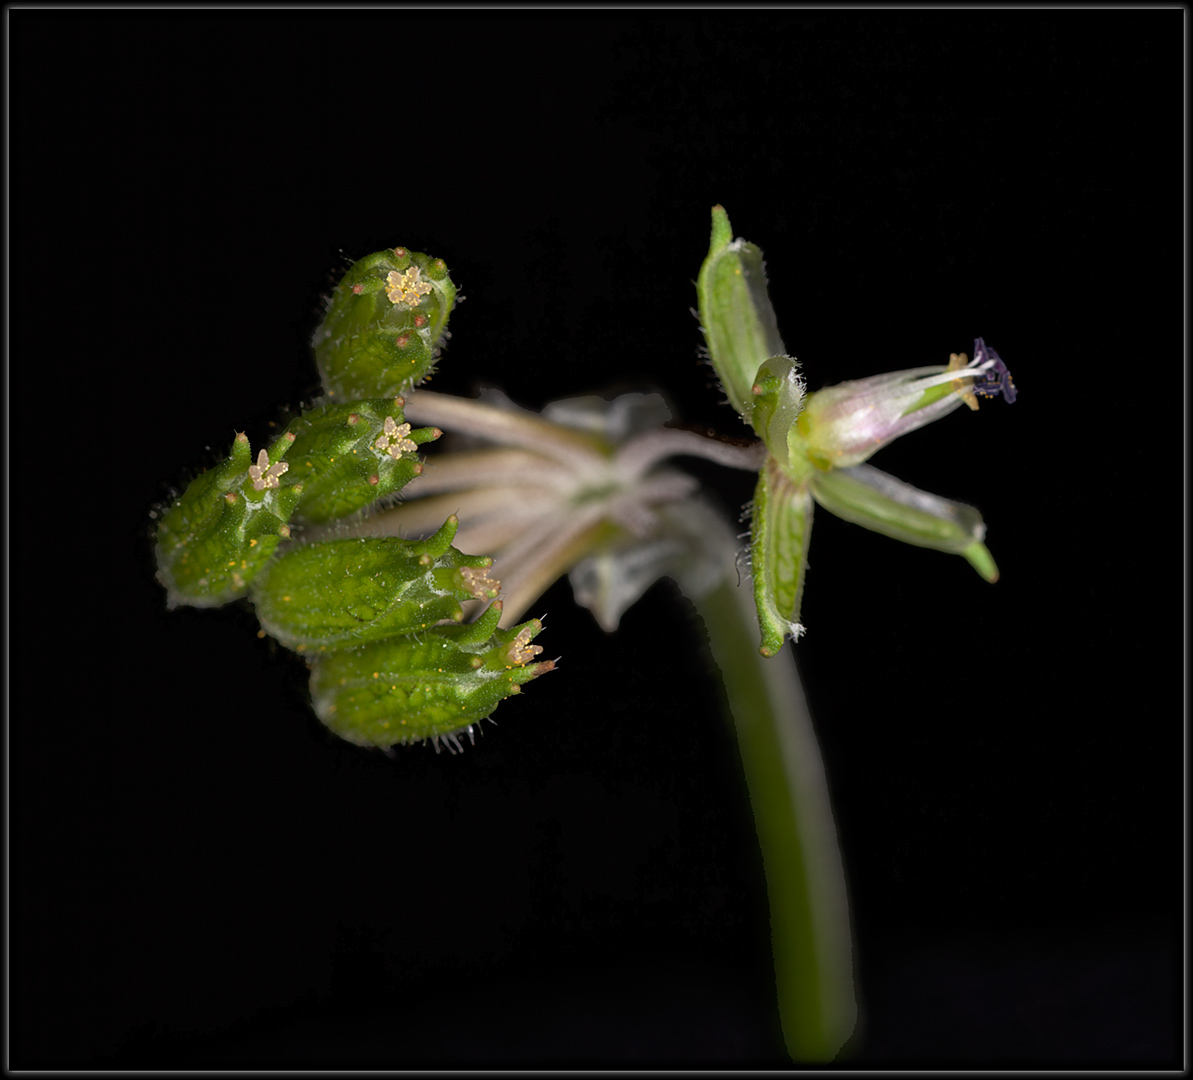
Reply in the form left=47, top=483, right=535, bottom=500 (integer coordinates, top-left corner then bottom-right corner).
left=154, top=246, right=551, bottom=751
left=697, top=206, right=1015, bottom=656
left=153, top=395, right=438, bottom=609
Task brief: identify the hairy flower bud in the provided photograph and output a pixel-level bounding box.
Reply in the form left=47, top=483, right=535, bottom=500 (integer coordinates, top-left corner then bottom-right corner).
left=283, top=396, right=440, bottom=524
left=251, top=516, right=500, bottom=650
left=154, top=430, right=302, bottom=608
left=309, top=601, right=554, bottom=750
left=313, top=246, right=457, bottom=400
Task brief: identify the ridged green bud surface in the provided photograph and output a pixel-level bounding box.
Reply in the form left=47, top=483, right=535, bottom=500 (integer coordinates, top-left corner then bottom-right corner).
left=252, top=516, right=500, bottom=651
left=155, top=430, right=302, bottom=608
left=284, top=396, right=441, bottom=523
left=751, top=456, right=814, bottom=657
left=309, top=601, right=555, bottom=748
left=313, top=246, right=457, bottom=400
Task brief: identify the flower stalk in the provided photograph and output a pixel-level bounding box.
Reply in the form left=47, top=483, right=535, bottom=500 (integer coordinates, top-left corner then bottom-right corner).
left=685, top=505, right=858, bottom=1062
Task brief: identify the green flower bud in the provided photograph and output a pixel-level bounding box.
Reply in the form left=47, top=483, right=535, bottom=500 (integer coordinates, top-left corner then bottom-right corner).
left=751, top=456, right=814, bottom=657
left=155, top=430, right=302, bottom=608
left=251, top=515, right=500, bottom=651
left=309, top=601, right=554, bottom=751
left=284, top=396, right=440, bottom=524
left=313, top=246, right=457, bottom=400
left=696, top=205, right=790, bottom=419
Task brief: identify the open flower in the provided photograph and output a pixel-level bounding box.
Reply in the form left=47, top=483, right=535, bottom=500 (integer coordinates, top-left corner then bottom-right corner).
left=796, top=338, right=1016, bottom=470
left=741, top=342, right=1014, bottom=654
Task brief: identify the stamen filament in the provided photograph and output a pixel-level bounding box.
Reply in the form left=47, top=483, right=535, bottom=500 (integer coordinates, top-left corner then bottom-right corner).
left=484, top=509, right=616, bottom=626
left=615, top=428, right=767, bottom=480
left=363, top=487, right=557, bottom=542
left=403, top=390, right=609, bottom=473
left=405, top=448, right=581, bottom=495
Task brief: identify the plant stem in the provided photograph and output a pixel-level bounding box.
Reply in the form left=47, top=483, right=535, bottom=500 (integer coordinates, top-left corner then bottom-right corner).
left=685, top=532, right=859, bottom=1062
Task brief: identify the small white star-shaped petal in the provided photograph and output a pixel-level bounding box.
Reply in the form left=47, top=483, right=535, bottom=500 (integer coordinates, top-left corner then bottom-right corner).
left=384, top=267, right=434, bottom=307
left=374, top=416, right=418, bottom=460
left=248, top=449, right=289, bottom=491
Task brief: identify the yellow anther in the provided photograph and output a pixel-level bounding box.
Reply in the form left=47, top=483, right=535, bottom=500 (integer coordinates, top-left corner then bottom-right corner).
left=947, top=352, right=980, bottom=412
left=248, top=448, right=289, bottom=491
left=384, top=266, right=433, bottom=307
left=506, top=624, right=544, bottom=667
left=374, top=415, right=418, bottom=459
left=460, top=565, right=501, bottom=600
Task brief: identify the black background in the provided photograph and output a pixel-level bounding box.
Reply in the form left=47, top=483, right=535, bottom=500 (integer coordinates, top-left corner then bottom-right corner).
left=10, top=8, right=1183, bottom=1070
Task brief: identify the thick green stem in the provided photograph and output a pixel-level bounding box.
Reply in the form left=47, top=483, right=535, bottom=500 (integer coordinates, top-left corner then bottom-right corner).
left=688, top=570, right=859, bottom=1061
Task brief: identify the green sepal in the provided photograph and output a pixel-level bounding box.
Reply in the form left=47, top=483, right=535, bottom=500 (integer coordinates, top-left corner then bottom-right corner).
left=750, top=355, right=807, bottom=469
left=252, top=516, right=500, bottom=651
left=309, top=601, right=554, bottom=749
left=751, top=455, right=814, bottom=657
left=961, top=541, right=999, bottom=583
left=155, top=430, right=302, bottom=608
left=808, top=463, right=997, bottom=579
left=696, top=206, right=788, bottom=419
left=313, top=246, right=457, bottom=401
left=284, top=396, right=440, bottom=523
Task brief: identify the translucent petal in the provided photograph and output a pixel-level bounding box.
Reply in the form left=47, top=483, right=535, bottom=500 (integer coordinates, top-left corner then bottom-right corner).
left=568, top=501, right=728, bottom=631
left=809, top=462, right=985, bottom=554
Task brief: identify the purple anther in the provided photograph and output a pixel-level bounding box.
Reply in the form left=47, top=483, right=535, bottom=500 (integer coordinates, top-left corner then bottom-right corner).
left=972, top=338, right=1017, bottom=403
